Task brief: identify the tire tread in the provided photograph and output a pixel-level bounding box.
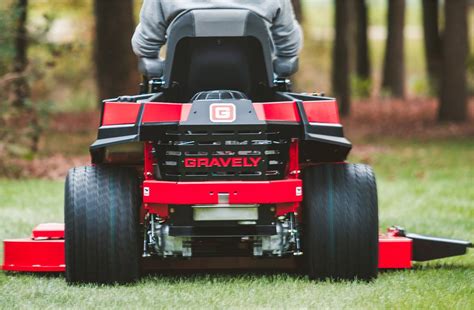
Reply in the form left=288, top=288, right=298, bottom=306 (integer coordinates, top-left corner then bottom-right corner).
left=303, top=163, right=379, bottom=281
left=65, top=165, right=140, bottom=284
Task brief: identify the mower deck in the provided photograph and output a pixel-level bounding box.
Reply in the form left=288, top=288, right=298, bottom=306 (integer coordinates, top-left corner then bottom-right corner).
left=2, top=224, right=470, bottom=273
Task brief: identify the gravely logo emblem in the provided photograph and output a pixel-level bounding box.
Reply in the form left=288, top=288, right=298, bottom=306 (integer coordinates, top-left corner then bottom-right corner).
left=184, top=157, right=262, bottom=168
left=210, top=103, right=236, bottom=123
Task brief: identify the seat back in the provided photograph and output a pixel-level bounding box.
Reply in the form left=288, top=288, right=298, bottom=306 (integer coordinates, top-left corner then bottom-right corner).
left=162, top=9, right=274, bottom=99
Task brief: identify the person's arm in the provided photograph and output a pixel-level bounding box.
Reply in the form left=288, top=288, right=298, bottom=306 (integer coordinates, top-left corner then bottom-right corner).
left=271, top=0, right=303, bottom=58
left=131, top=0, right=167, bottom=58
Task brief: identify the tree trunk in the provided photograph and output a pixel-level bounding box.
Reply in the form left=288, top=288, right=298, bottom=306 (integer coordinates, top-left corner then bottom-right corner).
left=12, top=0, right=29, bottom=108
left=332, top=0, right=351, bottom=116
left=94, top=0, right=139, bottom=102
left=422, top=0, right=442, bottom=93
left=356, top=0, right=371, bottom=79
left=9, top=0, right=41, bottom=153
left=291, top=0, right=304, bottom=23
left=438, top=0, right=468, bottom=122
left=382, top=0, right=405, bottom=98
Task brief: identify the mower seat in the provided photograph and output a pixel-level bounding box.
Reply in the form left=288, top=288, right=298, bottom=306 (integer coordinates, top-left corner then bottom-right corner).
left=138, top=8, right=298, bottom=99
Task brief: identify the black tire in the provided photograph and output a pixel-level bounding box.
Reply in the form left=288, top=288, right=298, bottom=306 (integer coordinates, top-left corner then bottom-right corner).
left=65, top=166, right=140, bottom=284
left=303, top=163, right=378, bottom=281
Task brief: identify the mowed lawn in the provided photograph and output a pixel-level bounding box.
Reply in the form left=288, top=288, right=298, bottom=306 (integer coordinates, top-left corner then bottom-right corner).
left=0, top=138, right=473, bottom=309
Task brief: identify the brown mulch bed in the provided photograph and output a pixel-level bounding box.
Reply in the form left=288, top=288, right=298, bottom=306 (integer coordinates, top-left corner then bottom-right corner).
left=0, top=111, right=98, bottom=180
left=345, top=98, right=474, bottom=140
left=2, top=155, right=90, bottom=180
left=51, top=110, right=100, bottom=133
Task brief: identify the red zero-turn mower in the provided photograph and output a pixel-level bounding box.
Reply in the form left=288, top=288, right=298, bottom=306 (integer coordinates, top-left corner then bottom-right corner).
left=2, top=9, right=471, bottom=284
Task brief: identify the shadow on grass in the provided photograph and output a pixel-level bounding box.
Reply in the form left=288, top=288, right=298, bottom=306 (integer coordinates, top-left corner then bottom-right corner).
left=378, top=262, right=473, bottom=276
left=411, top=263, right=474, bottom=271
left=140, top=269, right=305, bottom=283
left=141, top=262, right=473, bottom=284
left=2, top=269, right=310, bottom=286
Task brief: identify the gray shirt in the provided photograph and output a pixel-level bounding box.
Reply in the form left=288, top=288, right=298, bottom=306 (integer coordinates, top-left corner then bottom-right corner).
left=132, top=0, right=303, bottom=58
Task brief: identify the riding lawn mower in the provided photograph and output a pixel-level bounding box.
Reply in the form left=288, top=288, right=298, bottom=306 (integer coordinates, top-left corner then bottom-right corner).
left=2, top=9, right=471, bottom=284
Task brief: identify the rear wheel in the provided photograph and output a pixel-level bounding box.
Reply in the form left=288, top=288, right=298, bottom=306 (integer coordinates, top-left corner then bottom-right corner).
left=303, top=163, right=378, bottom=281
left=65, top=166, right=140, bottom=284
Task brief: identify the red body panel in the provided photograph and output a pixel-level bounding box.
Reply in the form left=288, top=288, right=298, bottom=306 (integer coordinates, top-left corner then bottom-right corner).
left=143, top=142, right=155, bottom=180
left=253, top=102, right=301, bottom=122
left=102, top=102, right=141, bottom=126
left=2, top=223, right=65, bottom=272
left=101, top=100, right=343, bottom=125
left=32, top=223, right=65, bottom=239
left=276, top=139, right=301, bottom=216
left=2, top=239, right=65, bottom=272
left=378, top=236, right=413, bottom=269
left=142, top=179, right=303, bottom=205
left=303, top=100, right=340, bottom=124
left=142, top=103, right=191, bottom=124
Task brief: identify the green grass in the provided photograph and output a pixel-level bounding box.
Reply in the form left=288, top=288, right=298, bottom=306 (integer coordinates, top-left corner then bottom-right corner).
left=1, top=138, right=473, bottom=309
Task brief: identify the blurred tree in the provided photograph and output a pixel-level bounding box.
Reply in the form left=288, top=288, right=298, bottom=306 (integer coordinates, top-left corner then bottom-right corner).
left=1, top=0, right=43, bottom=156
left=291, top=0, right=303, bottom=22
left=422, top=0, right=442, bottom=93
left=94, top=0, right=139, bottom=102
left=332, top=0, right=351, bottom=116
left=382, top=0, right=405, bottom=98
left=439, top=0, right=468, bottom=122
left=12, top=0, right=29, bottom=108
left=356, top=0, right=371, bottom=80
